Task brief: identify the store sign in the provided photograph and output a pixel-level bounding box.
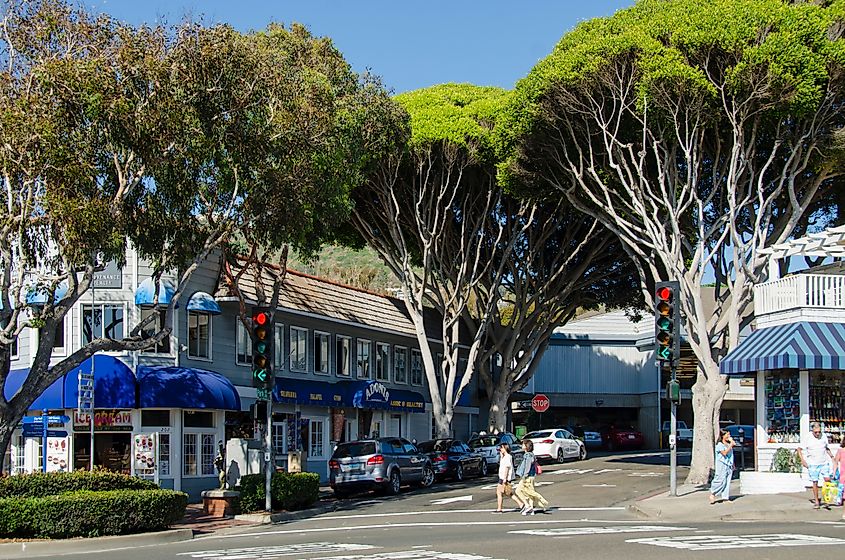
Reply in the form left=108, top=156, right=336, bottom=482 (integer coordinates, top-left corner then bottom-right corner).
left=74, top=410, right=133, bottom=431
left=134, top=433, right=156, bottom=470
left=92, top=260, right=122, bottom=289
left=46, top=436, right=69, bottom=472
left=365, top=382, right=390, bottom=404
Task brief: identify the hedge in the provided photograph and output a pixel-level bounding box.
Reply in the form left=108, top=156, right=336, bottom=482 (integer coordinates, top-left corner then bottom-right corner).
left=0, top=489, right=188, bottom=538
left=238, top=472, right=320, bottom=513
left=0, top=470, right=158, bottom=498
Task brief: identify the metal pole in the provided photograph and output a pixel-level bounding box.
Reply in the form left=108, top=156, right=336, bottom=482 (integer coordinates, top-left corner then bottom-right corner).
left=90, top=281, right=95, bottom=471
left=265, top=401, right=273, bottom=512
left=656, top=361, right=662, bottom=449
left=41, top=408, right=48, bottom=473
left=153, top=432, right=160, bottom=487
left=669, top=365, right=677, bottom=497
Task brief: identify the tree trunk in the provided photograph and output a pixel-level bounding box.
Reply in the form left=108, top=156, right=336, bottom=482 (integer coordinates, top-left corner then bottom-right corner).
left=487, top=386, right=509, bottom=433
left=0, top=418, right=15, bottom=475
left=433, top=412, right=451, bottom=439
left=686, top=372, right=727, bottom=485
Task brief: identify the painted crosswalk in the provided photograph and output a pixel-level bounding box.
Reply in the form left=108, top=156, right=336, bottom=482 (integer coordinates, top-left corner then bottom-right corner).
left=628, top=534, right=845, bottom=550
left=309, top=550, right=505, bottom=560
left=178, top=542, right=378, bottom=559
left=510, top=525, right=694, bottom=537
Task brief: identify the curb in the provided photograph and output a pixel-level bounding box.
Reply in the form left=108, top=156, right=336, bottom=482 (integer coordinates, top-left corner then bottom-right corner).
left=234, top=500, right=339, bottom=524
left=0, top=528, right=193, bottom=559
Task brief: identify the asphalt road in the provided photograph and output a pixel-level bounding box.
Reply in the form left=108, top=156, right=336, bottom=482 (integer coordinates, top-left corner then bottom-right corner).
left=28, top=450, right=845, bottom=560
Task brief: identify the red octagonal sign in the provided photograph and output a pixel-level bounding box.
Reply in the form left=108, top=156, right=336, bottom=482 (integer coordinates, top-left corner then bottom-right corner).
left=531, top=393, right=550, bottom=413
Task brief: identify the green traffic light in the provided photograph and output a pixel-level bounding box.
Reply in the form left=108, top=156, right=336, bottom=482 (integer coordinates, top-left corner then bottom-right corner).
left=657, top=346, right=672, bottom=360
left=257, top=341, right=266, bottom=354
left=253, top=368, right=267, bottom=382
left=657, top=316, right=671, bottom=331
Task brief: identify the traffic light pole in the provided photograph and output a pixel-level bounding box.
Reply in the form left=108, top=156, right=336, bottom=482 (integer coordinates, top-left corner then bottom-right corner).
left=670, top=364, right=677, bottom=497
left=265, top=399, right=272, bottom=512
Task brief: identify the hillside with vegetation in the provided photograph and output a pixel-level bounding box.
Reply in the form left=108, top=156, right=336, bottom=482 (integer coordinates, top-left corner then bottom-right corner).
left=287, top=245, right=401, bottom=295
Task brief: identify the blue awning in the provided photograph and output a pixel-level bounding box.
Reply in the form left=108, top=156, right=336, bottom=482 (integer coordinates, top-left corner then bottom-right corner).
left=4, top=355, right=136, bottom=411
left=720, top=321, right=845, bottom=376
left=137, top=365, right=240, bottom=410
left=274, top=378, right=346, bottom=407
left=25, top=281, right=69, bottom=306
left=186, top=291, right=221, bottom=315
left=342, top=380, right=426, bottom=413
left=134, top=277, right=176, bottom=307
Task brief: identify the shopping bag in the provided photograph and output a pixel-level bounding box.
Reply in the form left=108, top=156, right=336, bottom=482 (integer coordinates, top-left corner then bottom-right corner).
left=502, top=481, right=513, bottom=497
left=822, top=480, right=843, bottom=506
left=534, top=461, right=543, bottom=475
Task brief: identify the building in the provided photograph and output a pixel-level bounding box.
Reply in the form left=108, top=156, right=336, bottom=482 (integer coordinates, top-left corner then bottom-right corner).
left=2, top=249, right=480, bottom=500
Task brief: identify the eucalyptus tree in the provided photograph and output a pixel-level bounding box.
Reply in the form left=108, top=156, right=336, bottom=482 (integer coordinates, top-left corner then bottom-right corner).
left=500, top=0, right=845, bottom=482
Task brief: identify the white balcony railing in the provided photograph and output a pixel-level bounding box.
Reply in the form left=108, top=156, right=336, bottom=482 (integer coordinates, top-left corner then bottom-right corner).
left=754, top=273, right=845, bottom=317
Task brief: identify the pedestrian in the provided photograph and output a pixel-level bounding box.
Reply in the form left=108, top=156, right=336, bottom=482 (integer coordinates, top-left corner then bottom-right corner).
left=831, top=443, right=845, bottom=519
left=493, top=443, right=521, bottom=514
left=799, top=421, right=834, bottom=509
left=708, top=429, right=735, bottom=504
left=514, top=439, right=550, bottom=515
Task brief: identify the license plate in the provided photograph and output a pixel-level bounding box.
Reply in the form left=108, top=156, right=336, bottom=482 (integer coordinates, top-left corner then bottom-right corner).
left=628, top=435, right=636, bottom=440
left=341, top=463, right=362, bottom=473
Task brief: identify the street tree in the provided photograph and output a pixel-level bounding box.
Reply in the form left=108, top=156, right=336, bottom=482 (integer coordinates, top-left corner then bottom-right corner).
left=500, top=0, right=845, bottom=482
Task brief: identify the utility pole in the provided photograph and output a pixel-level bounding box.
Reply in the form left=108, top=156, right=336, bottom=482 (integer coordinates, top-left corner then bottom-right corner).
left=655, top=281, right=681, bottom=497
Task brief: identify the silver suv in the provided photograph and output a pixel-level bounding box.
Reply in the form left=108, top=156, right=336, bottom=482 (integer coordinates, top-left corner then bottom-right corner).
left=329, top=438, right=435, bottom=497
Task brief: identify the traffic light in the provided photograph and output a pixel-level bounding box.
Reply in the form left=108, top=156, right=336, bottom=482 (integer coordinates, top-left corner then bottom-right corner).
left=251, top=308, right=274, bottom=396
left=655, top=280, right=680, bottom=364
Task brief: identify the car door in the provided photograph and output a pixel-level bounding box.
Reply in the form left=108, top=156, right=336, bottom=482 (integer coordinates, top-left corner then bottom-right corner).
left=400, top=438, right=423, bottom=481
left=449, top=441, right=469, bottom=474
left=558, top=430, right=576, bottom=457
left=387, top=439, right=408, bottom=481
left=461, top=441, right=481, bottom=473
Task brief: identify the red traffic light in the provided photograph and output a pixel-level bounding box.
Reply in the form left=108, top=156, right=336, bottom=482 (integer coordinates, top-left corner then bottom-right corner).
left=253, top=312, right=269, bottom=326
left=656, top=286, right=673, bottom=301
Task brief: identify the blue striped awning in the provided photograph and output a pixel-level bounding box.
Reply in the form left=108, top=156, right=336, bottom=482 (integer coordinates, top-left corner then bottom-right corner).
left=720, top=322, right=845, bottom=376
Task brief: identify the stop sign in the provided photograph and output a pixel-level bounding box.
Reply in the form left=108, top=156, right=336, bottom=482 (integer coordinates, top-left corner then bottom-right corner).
left=531, top=393, right=550, bottom=413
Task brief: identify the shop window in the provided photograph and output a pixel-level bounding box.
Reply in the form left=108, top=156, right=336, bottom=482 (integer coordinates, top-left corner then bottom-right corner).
left=183, top=433, right=214, bottom=476
left=82, top=304, right=124, bottom=344
left=236, top=321, right=252, bottom=365
left=183, top=434, right=197, bottom=476
left=184, top=410, right=214, bottom=428
left=200, top=434, right=215, bottom=475
left=141, top=410, right=171, bottom=427
left=290, top=326, right=308, bottom=372
left=13, top=434, right=25, bottom=474
left=188, top=311, right=211, bottom=359
left=36, top=437, right=43, bottom=472
left=810, top=371, right=844, bottom=444
left=140, top=309, right=170, bottom=354
left=765, top=370, right=800, bottom=443
left=309, top=420, right=324, bottom=457
left=314, top=332, right=330, bottom=374
left=394, top=347, right=408, bottom=384
left=410, top=349, right=423, bottom=386
left=357, top=339, right=371, bottom=379
left=159, top=433, right=170, bottom=476
left=273, top=422, right=287, bottom=456
left=274, top=324, right=285, bottom=368
left=336, top=335, right=351, bottom=376
left=375, top=343, right=390, bottom=381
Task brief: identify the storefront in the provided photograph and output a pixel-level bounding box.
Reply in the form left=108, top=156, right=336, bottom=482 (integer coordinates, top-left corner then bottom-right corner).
left=720, top=321, right=845, bottom=470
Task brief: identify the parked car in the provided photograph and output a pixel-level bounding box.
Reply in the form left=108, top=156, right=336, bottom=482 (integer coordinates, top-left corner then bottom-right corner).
left=468, top=432, right=524, bottom=468
left=725, top=424, right=755, bottom=451
left=328, top=438, right=435, bottom=497
left=417, top=439, right=488, bottom=481
left=565, top=425, right=603, bottom=449
left=601, top=425, right=645, bottom=451
left=523, top=428, right=587, bottom=462
left=661, top=420, right=693, bottom=447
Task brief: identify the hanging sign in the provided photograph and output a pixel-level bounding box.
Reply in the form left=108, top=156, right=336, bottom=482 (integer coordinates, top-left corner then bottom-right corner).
left=45, top=436, right=69, bottom=472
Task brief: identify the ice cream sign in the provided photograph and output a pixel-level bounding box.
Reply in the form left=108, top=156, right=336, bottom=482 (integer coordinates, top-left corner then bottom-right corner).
left=74, top=410, right=133, bottom=431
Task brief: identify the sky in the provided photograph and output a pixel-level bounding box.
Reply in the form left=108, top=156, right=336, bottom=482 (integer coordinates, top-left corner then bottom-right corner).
left=84, top=1, right=634, bottom=94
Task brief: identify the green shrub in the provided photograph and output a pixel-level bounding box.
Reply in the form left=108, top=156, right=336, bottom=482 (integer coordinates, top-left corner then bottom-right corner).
left=0, top=469, right=157, bottom=498
left=237, top=472, right=320, bottom=513
left=0, top=489, right=187, bottom=538
left=771, top=447, right=802, bottom=473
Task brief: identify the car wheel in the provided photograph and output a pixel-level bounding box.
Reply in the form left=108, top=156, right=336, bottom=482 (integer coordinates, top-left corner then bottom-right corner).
left=455, top=463, right=464, bottom=482
left=578, top=445, right=587, bottom=461
left=479, top=460, right=489, bottom=477
left=387, top=470, right=401, bottom=495
left=419, top=465, right=435, bottom=488
left=556, top=448, right=565, bottom=463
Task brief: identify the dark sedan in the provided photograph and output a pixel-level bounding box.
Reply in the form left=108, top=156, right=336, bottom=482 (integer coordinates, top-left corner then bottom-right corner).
left=417, top=439, right=489, bottom=481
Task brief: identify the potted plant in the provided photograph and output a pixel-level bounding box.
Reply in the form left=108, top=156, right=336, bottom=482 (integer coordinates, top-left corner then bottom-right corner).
left=740, top=448, right=806, bottom=494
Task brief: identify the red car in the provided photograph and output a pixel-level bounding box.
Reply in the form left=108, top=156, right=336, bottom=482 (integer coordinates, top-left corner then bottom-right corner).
left=602, top=425, right=644, bottom=451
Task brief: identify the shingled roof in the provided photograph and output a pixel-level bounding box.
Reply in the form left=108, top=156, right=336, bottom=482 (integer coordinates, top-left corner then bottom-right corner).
left=214, top=261, right=442, bottom=340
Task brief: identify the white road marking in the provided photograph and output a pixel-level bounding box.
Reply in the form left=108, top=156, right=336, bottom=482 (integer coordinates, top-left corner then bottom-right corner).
left=510, top=525, right=694, bottom=537
left=535, top=481, right=555, bottom=486
left=548, top=468, right=594, bottom=475
left=627, top=472, right=663, bottom=477
left=582, top=484, right=616, bottom=488
left=313, top=507, right=626, bottom=521
left=178, top=542, right=377, bottom=559
left=431, top=495, right=473, bottom=505
left=593, top=469, right=623, bottom=474
left=309, top=551, right=504, bottom=560
left=628, top=534, right=845, bottom=550
left=356, top=500, right=385, bottom=506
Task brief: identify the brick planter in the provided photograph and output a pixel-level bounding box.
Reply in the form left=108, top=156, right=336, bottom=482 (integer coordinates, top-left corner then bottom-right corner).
left=201, top=489, right=240, bottom=518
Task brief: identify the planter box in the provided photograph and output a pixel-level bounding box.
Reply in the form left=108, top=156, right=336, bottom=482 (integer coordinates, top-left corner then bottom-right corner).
left=740, top=471, right=806, bottom=494
left=201, top=489, right=240, bottom=518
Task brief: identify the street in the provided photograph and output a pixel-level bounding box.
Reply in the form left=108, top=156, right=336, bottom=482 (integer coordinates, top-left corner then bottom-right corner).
left=32, top=450, right=845, bottom=560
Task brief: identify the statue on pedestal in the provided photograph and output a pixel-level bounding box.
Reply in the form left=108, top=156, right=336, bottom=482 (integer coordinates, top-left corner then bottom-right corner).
left=214, top=441, right=226, bottom=489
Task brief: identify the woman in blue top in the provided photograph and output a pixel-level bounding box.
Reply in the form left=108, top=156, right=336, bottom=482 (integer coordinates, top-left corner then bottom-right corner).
left=709, top=429, right=735, bottom=504
left=514, top=440, right=550, bottom=515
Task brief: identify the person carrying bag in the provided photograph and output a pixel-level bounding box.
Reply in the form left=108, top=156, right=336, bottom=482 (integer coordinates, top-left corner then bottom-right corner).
left=514, top=439, right=550, bottom=515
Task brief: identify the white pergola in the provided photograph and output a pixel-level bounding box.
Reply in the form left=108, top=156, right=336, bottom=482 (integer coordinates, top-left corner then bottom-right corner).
left=760, top=225, right=845, bottom=279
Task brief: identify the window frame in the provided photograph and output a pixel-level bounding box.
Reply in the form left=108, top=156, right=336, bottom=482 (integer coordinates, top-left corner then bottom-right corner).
left=335, top=335, right=351, bottom=377
left=313, top=330, right=331, bottom=375
left=187, top=310, right=212, bottom=361
left=393, top=346, right=408, bottom=385
left=139, top=308, right=170, bottom=355
left=236, top=320, right=252, bottom=365
left=356, top=338, right=372, bottom=380
left=309, top=419, right=325, bottom=459
left=182, top=409, right=217, bottom=478
left=375, top=342, right=390, bottom=382
left=273, top=323, right=285, bottom=369
left=81, top=302, right=127, bottom=349
left=289, top=326, right=309, bottom=373
left=410, top=348, right=424, bottom=386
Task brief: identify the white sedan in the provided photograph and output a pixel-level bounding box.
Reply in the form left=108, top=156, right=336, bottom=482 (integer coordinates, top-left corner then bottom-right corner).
left=523, top=428, right=586, bottom=463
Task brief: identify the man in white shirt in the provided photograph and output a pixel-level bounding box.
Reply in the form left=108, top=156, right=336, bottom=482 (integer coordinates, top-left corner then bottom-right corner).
left=798, top=422, right=834, bottom=509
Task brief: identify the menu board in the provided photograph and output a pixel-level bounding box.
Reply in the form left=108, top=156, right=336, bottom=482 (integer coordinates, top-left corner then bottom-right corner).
left=766, top=370, right=800, bottom=443
left=46, top=437, right=69, bottom=472
left=134, top=433, right=156, bottom=470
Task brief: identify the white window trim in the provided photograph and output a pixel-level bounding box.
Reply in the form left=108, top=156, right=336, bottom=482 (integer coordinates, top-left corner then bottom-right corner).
left=313, top=330, right=331, bottom=376
left=357, top=338, right=372, bottom=380
left=335, top=334, right=352, bottom=377
left=182, top=431, right=218, bottom=478
left=50, top=315, right=68, bottom=357
left=79, top=302, right=129, bottom=356
left=410, top=348, right=423, bottom=386
left=235, top=320, right=251, bottom=366
left=375, top=342, right=390, bottom=382
left=138, top=308, right=174, bottom=357
left=187, top=311, right=213, bottom=362
left=394, top=345, right=408, bottom=385
left=309, top=418, right=327, bottom=459
left=289, top=326, right=309, bottom=373
left=274, top=323, right=285, bottom=369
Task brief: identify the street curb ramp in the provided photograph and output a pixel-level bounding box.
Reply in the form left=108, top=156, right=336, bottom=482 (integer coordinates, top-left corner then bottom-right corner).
left=0, top=528, right=193, bottom=559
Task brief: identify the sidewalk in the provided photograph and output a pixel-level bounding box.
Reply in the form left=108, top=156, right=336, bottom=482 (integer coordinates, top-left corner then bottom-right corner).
left=630, top=480, right=845, bottom=522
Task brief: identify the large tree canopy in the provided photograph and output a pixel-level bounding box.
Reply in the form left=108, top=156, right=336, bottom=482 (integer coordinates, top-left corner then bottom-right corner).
left=500, top=0, right=845, bottom=482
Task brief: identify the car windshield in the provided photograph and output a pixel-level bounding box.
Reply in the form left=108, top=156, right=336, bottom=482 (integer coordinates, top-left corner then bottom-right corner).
left=417, top=440, right=450, bottom=452
left=525, top=431, right=553, bottom=439
left=332, top=442, right=376, bottom=458
left=469, top=437, right=498, bottom=448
